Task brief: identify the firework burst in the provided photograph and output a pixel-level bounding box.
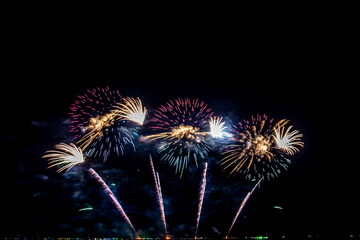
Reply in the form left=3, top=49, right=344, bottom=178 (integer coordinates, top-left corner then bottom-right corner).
left=144, top=98, right=214, bottom=176
left=43, top=143, right=85, bottom=173
left=221, top=114, right=303, bottom=180
left=273, top=119, right=304, bottom=155
left=112, top=97, right=147, bottom=125
left=69, top=87, right=140, bottom=160
left=209, top=116, right=229, bottom=138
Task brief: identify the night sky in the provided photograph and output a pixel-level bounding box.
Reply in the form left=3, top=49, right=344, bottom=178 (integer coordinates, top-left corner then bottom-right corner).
left=1, top=35, right=358, bottom=239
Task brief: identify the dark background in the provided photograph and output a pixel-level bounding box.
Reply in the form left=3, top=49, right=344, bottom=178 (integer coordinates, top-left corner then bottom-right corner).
left=1, top=17, right=358, bottom=239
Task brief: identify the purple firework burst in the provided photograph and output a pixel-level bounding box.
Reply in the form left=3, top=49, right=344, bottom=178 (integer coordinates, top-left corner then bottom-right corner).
left=69, top=86, right=139, bottom=161
left=145, top=98, right=214, bottom=176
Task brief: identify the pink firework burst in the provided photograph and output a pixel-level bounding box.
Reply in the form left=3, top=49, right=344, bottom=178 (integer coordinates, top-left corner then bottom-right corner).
left=69, top=86, right=139, bottom=161
left=145, top=98, right=214, bottom=176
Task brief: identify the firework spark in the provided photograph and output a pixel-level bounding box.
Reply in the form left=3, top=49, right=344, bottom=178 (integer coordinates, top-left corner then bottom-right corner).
left=150, top=155, right=167, bottom=235
left=88, top=168, right=136, bottom=233
left=221, top=114, right=295, bottom=180
left=226, top=177, right=263, bottom=238
left=195, top=162, right=208, bottom=238
left=43, top=143, right=85, bottom=173
left=145, top=98, right=214, bottom=176
left=112, top=97, right=147, bottom=125
left=273, top=119, right=304, bottom=156
left=69, top=87, right=139, bottom=160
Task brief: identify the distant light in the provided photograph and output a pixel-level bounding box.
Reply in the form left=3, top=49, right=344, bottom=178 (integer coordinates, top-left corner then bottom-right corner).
left=274, top=206, right=283, bottom=210
left=251, top=236, right=268, bottom=240
left=78, top=207, right=93, bottom=211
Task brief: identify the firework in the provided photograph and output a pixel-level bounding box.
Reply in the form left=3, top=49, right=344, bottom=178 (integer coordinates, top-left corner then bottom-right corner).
left=43, top=143, right=85, bottom=173
left=76, top=112, right=118, bottom=152
left=226, top=177, right=263, bottom=238
left=221, top=114, right=300, bottom=180
left=150, top=155, right=167, bottom=235
left=69, top=87, right=139, bottom=160
left=195, top=162, right=208, bottom=238
left=112, top=97, right=147, bottom=125
left=273, top=119, right=304, bottom=156
left=144, top=98, right=214, bottom=176
left=88, top=168, right=136, bottom=233
left=209, top=116, right=230, bottom=138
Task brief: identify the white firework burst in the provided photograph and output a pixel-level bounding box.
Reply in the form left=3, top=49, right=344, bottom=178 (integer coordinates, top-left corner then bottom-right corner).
left=43, top=143, right=85, bottom=173
left=273, top=123, right=304, bottom=156
left=209, top=116, right=227, bottom=138
left=113, top=97, right=147, bottom=125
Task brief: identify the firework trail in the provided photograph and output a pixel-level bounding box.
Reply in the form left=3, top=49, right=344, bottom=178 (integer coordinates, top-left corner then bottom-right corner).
left=88, top=168, right=136, bottom=233
left=144, top=98, right=214, bottom=176
left=69, top=87, right=139, bottom=161
left=43, top=143, right=85, bottom=173
left=43, top=143, right=136, bottom=233
left=221, top=114, right=303, bottom=180
left=156, top=172, right=166, bottom=234
left=149, top=155, right=167, bottom=235
left=195, top=162, right=208, bottom=238
left=226, top=177, right=263, bottom=239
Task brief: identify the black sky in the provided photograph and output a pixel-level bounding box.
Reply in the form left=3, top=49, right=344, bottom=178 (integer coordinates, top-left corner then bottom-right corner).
left=1, top=23, right=358, bottom=238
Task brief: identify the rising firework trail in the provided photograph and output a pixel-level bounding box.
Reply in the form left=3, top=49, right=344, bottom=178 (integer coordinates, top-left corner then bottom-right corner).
left=226, top=177, right=263, bottom=239
left=88, top=168, right=136, bottom=233
left=195, top=162, right=208, bottom=239
left=149, top=154, right=167, bottom=235
left=144, top=98, right=214, bottom=176
left=43, top=143, right=136, bottom=233
left=156, top=172, right=166, bottom=235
